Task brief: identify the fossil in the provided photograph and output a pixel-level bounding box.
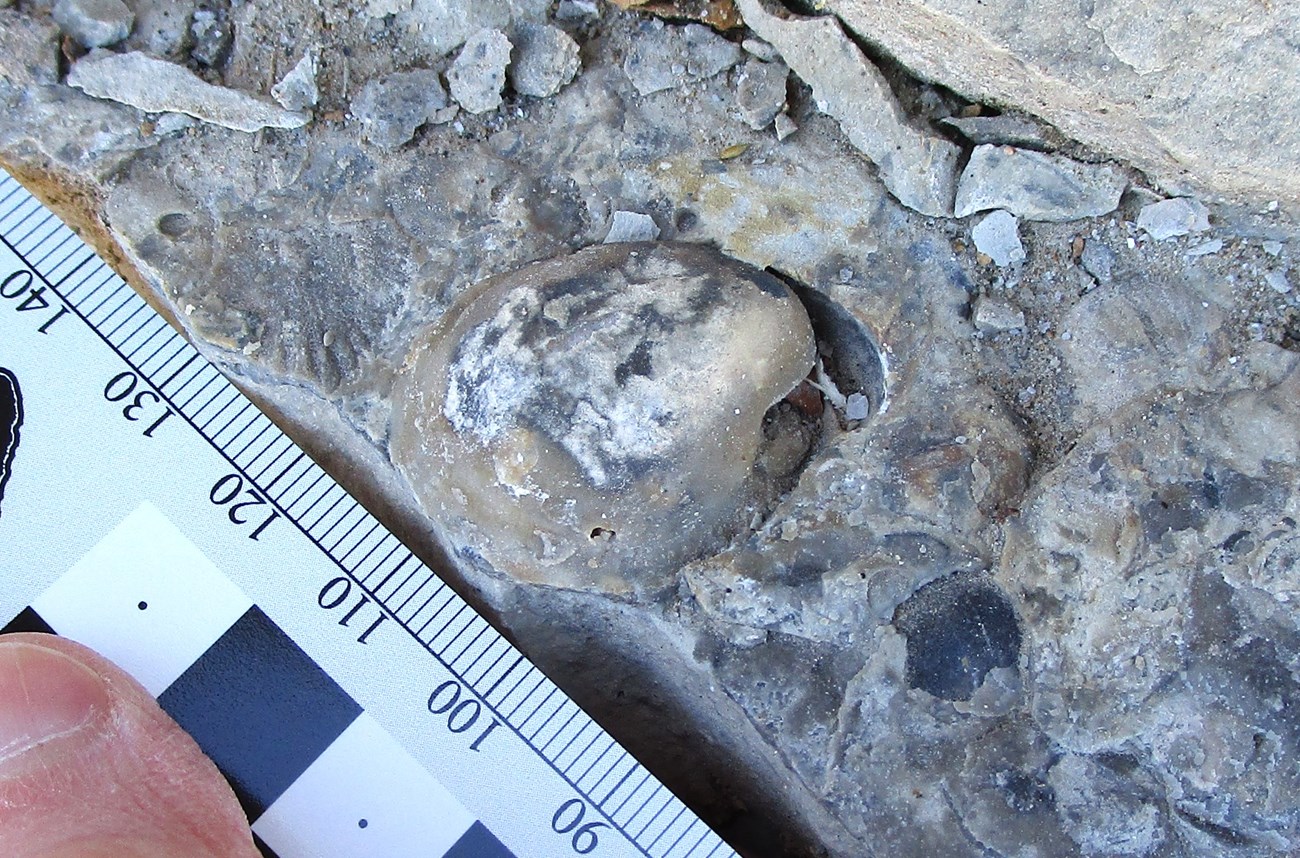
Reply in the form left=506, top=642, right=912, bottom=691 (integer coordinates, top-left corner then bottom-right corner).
left=391, top=241, right=817, bottom=597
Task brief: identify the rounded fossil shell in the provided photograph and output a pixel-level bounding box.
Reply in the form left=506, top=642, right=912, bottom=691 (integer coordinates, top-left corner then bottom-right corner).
left=390, top=241, right=816, bottom=596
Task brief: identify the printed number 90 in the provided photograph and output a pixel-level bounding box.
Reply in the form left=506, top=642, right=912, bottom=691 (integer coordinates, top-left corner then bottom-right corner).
left=552, top=798, right=609, bottom=855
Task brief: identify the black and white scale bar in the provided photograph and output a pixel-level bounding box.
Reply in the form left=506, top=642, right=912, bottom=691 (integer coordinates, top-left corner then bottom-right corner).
left=1, top=503, right=512, bottom=858
left=0, top=173, right=736, bottom=858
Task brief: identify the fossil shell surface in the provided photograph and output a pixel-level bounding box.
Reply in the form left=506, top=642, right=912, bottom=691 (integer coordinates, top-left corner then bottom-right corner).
left=391, top=241, right=816, bottom=596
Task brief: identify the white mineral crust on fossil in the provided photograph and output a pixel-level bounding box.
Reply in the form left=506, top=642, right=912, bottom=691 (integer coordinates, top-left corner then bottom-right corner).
left=390, top=242, right=816, bottom=597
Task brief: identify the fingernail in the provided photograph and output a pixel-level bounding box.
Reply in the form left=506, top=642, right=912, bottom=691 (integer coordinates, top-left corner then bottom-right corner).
left=0, top=638, right=111, bottom=769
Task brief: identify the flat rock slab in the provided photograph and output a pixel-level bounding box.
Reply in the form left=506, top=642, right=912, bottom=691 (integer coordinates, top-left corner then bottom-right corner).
left=956, top=144, right=1127, bottom=222
left=1137, top=197, right=1210, bottom=240
left=67, top=50, right=308, bottom=131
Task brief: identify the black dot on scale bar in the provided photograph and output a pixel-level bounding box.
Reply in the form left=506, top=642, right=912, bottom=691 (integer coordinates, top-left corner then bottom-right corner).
left=137, top=601, right=148, bottom=610
left=358, top=819, right=368, bottom=829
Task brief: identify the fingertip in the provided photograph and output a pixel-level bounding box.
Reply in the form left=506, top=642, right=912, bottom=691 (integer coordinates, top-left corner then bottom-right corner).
left=0, top=633, right=260, bottom=858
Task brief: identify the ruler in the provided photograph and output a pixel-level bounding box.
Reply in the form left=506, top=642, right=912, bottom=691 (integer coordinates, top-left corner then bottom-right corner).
left=0, top=171, right=736, bottom=858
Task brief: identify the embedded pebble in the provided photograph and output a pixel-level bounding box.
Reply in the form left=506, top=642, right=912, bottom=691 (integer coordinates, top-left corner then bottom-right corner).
left=52, top=0, right=134, bottom=48
left=973, top=296, right=1026, bottom=332
left=734, top=59, right=788, bottom=130
left=67, top=51, right=308, bottom=132
left=1265, top=270, right=1292, bottom=293
left=970, top=209, right=1025, bottom=267
left=271, top=50, right=318, bottom=112
left=622, top=21, right=741, bottom=96
left=448, top=28, right=512, bottom=114
left=390, top=242, right=817, bottom=596
left=508, top=24, right=581, bottom=98
left=353, top=68, right=454, bottom=148
left=1186, top=238, right=1223, bottom=257
left=955, top=144, right=1128, bottom=221
left=1080, top=239, right=1117, bottom=282
left=603, top=211, right=660, bottom=243
left=1136, top=197, right=1210, bottom=240
left=774, top=112, right=797, bottom=141
left=1263, top=240, right=1284, bottom=256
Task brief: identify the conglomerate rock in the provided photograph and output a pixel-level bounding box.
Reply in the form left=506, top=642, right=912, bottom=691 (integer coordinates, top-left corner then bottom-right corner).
left=0, top=1, right=1298, bottom=856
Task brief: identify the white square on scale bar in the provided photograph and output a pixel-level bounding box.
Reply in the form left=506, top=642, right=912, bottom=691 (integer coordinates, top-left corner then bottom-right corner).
left=253, top=712, right=477, bottom=858
left=32, top=501, right=252, bottom=695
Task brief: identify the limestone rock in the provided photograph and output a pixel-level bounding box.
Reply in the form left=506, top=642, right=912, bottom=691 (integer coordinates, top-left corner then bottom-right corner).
left=941, top=112, right=1067, bottom=151
left=973, top=295, right=1025, bottom=332
left=390, top=0, right=548, bottom=61
left=122, top=0, right=194, bottom=59
left=52, top=0, right=134, bottom=49
left=735, top=0, right=961, bottom=217
left=271, top=50, right=318, bottom=112
left=733, top=58, right=787, bottom=130
left=66, top=51, right=308, bottom=132
left=823, top=0, right=1300, bottom=212
left=955, top=145, right=1127, bottom=221
left=1001, top=368, right=1300, bottom=854
left=0, top=10, right=60, bottom=88
left=622, top=20, right=740, bottom=96
left=188, top=7, right=230, bottom=67
left=508, top=23, right=581, bottom=98
left=447, top=28, right=512, bottom=114
left=1136, top=197, right=1210, bottom=240
left=603, top=210, right=660, bottom=243
left=352, top=68, right=452, bottom=148
left=970, top=209, right=1025, bottom=267
left=390, top=242, right=816, bottom=598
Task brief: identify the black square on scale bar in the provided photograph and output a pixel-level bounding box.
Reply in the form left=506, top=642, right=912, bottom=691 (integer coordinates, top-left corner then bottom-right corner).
left=158, top=605, right=361, bottom=821
left=1, top=606, right=55, bottom=635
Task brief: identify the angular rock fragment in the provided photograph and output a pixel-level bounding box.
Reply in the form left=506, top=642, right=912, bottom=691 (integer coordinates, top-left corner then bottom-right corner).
left=973, top=295, right=1025, bottom=332
left=622, top=21, right=741, bottom=96
left=66, top=51, right=308, bottom=132
left=603, top=210, right=660, bottom=243
left=955, top=145, right=1127, bottom=221
left=1136, top=197, right=1210, bottom=240
left=735, top=0, right=961, bottom=217
left=970, top=209, right=1025, bottom=267
left=390, top=242, right=816, bottom=597
left=448, top=28, right=512, bottom=114
left=353, top=68, right=453, bottom=148
left=271, top=50, right=318, bottom=112
left=734, top=58, right=788, bottom=130
left=52, top=0, right=134, bottom=49
left=773, top=111, right=796, bottom=140
left=1080, top=239, right=1117, bottom=283
left=508, top=23, right=581, bottom=98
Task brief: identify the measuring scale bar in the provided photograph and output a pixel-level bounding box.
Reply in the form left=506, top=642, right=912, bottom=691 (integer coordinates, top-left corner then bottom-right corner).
left=5, top=503, right=495, bottom=858
left=0, top=169, right=737, bottom=858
